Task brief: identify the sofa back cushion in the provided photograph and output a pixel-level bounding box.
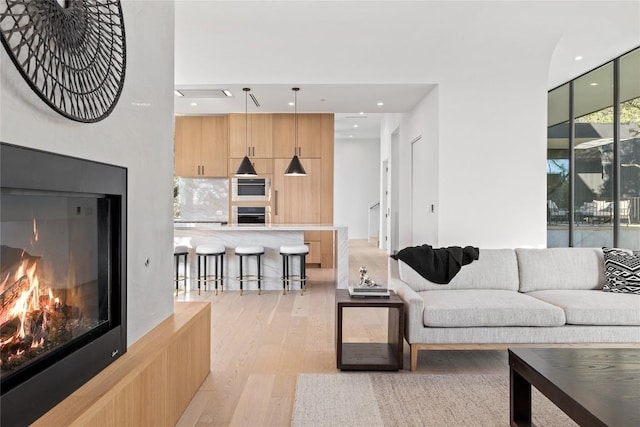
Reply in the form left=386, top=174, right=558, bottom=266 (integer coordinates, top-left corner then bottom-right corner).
left=398, top=248, right=519, bottom=291
left=516, top=248, right=604, bottom=292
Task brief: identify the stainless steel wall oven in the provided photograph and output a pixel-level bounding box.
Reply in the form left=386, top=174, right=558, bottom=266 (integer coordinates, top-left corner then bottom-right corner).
left=231, top=178, right=270, bottom=202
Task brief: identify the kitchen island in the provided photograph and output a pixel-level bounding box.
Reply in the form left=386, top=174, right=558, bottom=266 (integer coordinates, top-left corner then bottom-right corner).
left=174, top=223, right=348, bottom=292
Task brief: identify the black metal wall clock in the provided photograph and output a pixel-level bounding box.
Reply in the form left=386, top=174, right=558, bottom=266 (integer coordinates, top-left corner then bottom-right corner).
left=0, top=0, right=126, bottom=123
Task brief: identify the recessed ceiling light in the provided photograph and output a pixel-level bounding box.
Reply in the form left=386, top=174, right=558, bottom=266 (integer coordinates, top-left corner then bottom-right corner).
left=223, top=89, right=233, bottom=97
left=359, top=112, right=364, bottom=115
left=575, top=56, right=583, bottom=61
left=288, top=102, right=294, bottom=106
left=190, top=102, right=198, bottom=106
left=174, top=90, right=184, bottom=97
left=349, top=135, right=353, bottom=138
left=377, top=102, right=384, bottom=106
left=353, top=124, right=358, bottom=128
left=590, top=82, right=598, bottom=86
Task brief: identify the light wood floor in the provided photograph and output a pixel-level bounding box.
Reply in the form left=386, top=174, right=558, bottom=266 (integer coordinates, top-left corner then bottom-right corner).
left=175, top=240, right=507, bottom=427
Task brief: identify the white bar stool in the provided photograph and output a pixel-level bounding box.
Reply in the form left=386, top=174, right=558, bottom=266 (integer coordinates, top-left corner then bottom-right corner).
left=235, top=245, right=265, bottom=295
left=174, top=245, right=189, bottom=296
left=196, top=244, right=226, bottom=295
left=280, top=245, right=309, bottom=295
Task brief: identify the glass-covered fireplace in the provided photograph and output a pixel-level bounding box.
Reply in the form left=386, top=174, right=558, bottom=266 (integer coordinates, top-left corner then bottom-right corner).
left=0, top=143, right=126, bottom=427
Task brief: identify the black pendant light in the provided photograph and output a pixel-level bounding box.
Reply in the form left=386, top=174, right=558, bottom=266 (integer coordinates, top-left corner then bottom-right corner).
left=284, top=87, right=307, bottom=176
left=235, top=88, right=258, bottom=176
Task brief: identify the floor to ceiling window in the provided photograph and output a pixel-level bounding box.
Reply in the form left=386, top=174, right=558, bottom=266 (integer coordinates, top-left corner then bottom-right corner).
left=547, top=47, right=640, bottom=251
left=619, top=48, right=640, bottom=249
left=547, top=84, right=570, bottom=247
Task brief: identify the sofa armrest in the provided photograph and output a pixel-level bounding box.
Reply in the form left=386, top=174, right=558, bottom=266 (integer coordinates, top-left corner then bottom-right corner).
left=388, top=257, right=425, bottom=344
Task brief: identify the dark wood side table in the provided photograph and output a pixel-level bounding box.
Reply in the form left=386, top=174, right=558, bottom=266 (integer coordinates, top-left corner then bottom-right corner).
left=336, top=288, right=404, bottom=370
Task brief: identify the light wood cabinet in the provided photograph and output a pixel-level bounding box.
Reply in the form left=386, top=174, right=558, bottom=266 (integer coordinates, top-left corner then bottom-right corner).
left=175, top=116, right=228, bottom=177
left=272, top=113, right=326, bottom=158
left=229, top=114, right=273, bottom=158
left=175, top=116, right=201, bottom=176
left=272, top=158, right=321, bottom=224
left=304, top=232, right=322, bottom=265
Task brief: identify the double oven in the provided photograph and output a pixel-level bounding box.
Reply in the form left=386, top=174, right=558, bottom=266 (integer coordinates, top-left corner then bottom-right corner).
left=231, top=177, right=271, bottom=224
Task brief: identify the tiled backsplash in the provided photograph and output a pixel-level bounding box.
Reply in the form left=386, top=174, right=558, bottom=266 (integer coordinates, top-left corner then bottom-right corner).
left=175, top=178, right=229, bottom=222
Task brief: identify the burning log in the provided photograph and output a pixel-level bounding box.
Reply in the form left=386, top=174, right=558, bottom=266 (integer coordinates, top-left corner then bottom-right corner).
left=1, top=276, right=31, bottom=324
left=1, top=317, right=21, bottom=341
left=1, top=245, right=41, bottom=326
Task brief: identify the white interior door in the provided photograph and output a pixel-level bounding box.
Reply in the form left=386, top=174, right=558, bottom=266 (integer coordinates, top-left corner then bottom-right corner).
left=390, top=128, right=400, bottom=254
left=381, top=159, right=389, bottom=250
left=411, top=136, right=429, bottom=245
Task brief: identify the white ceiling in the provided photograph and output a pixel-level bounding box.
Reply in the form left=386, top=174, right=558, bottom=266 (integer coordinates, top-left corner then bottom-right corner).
left=174, top=1, right=640, bottom=139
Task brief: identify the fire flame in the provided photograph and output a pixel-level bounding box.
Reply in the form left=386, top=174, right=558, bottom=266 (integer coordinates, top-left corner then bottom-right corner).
left=1, top=218, right=57, bottom=362
left=33, top=217, right=39, bottom=242
left=1, top=258, right=55, bottom=346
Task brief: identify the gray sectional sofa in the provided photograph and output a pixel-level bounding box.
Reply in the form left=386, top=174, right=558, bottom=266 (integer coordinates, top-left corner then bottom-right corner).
left=388, top=247, right=640, bottom=371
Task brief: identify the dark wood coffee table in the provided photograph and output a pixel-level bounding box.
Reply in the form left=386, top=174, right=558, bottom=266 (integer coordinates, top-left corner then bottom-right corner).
left=509, top=348, right=640, bottom=426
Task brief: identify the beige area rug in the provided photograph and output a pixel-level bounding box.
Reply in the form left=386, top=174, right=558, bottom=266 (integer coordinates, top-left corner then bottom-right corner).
left=292, top=373, right=578, bottom=427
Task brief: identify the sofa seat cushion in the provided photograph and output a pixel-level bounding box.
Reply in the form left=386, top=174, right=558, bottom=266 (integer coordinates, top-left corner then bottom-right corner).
left=420, top=290, right=566, bottom=327
left=516, top=248, right=605, bottom=292
left=399, top=249, right=519, bottom=292
left=527, top=290, right=640, bottom=326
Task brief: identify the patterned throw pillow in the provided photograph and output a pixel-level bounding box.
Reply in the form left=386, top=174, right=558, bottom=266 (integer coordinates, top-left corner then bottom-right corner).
left=602, top=247, right=640, bottom=294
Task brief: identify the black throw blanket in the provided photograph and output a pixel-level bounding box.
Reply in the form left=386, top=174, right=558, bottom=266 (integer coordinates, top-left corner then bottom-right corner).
left=392, top=244, right=479, bottom=284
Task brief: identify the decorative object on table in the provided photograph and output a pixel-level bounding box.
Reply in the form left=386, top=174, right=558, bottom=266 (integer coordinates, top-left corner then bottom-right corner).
left=0, top=0, right=126, bottom=123
left=358, top=266, right=380, bottom=288
left=348, top=266, right=390, bottom=298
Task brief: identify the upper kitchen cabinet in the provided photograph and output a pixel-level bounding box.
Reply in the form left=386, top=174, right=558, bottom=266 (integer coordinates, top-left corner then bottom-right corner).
left=174, top=115, right=228, bottom=177
left=229, top=114, right=273, bottom=158
left=273, top=113, right=333, bottom=159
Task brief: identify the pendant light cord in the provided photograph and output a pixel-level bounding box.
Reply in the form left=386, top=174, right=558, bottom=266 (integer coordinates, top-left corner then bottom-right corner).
left=245, top=88, right=249, bottom=157
left=292, top=87, right=300, bottom=156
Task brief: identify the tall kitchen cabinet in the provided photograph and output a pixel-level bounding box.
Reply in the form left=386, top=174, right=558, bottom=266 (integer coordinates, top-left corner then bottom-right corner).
left=175, top=115, right=228, bottom=177
left=272, top=113, right=323, bottom=158
left=228, top=113, right=273, bottom=174
left=272, top=113, right=334, bottom=267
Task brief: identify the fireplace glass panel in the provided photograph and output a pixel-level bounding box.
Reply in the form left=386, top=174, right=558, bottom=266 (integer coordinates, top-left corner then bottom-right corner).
left=1, top=190, right=111, bottom=391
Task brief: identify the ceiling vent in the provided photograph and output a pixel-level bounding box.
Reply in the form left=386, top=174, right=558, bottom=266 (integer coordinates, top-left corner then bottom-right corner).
left=175, top=89, right=233, bottom=98
left=345, top=115, right=368, bottom=119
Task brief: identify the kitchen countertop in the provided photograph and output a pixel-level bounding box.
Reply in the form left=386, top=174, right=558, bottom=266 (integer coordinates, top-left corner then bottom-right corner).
left=174, top=223, right=349, bottom=289
left=174, top=222, right=345, bottom=231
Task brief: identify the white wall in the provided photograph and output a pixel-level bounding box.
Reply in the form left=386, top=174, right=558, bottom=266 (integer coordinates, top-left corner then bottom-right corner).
left=334, top=138, right=380, bottom=239
left=0, top=1, right=175, bottom=346
left=381, top=43, right=551, bottom=250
